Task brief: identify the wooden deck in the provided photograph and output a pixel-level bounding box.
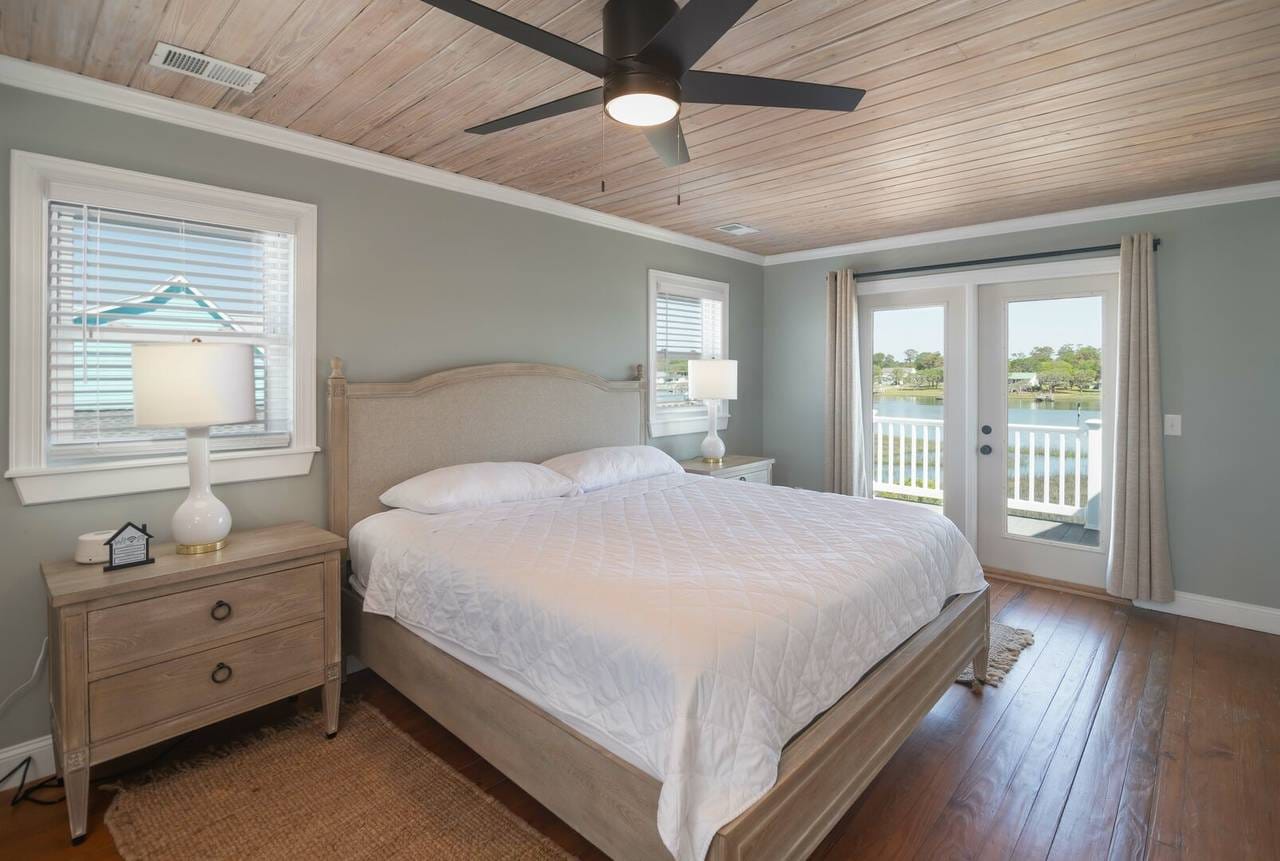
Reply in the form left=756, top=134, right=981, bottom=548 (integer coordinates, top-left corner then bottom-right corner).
left=3, top=579, right=1277, bottom=860
left=1007, top=515, right=1101, bottom=547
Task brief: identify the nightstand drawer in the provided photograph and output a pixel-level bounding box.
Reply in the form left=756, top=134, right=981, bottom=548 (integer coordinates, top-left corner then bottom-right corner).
left=736, top=468, right=771, bottom=484
left=87, top=563, right=324, bottom=674
left=88, top=620, right=324, bottom=742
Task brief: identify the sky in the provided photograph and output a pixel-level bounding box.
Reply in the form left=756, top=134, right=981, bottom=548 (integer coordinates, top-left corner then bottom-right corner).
left=872, top=296, right=1102, bottom=361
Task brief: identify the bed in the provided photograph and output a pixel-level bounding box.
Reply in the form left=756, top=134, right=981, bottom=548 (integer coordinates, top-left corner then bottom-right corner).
left=328, top=359, right=989, bottom=861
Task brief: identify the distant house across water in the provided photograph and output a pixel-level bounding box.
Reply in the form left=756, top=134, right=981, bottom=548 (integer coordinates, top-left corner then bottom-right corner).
left=1008, top=371, right=1039, bottom=391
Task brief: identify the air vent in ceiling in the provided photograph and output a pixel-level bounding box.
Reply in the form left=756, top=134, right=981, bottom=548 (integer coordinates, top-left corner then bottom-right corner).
left=148, top=43, right=265, bottom=93
left=714, top=223, right=761, bottom=237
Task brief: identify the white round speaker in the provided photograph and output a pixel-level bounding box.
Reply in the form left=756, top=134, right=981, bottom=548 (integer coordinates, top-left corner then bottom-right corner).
left=75, top=530, right=117, bottom=564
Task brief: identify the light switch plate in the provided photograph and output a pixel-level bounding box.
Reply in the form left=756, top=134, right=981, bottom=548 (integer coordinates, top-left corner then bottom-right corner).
left=1164, top=414, right=1182, bottom=436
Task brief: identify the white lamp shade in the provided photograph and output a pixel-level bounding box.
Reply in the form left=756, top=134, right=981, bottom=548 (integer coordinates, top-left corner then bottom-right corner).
left=688, top=359, right=738, bottom=401
left=132, top=342, right=256, bottom=428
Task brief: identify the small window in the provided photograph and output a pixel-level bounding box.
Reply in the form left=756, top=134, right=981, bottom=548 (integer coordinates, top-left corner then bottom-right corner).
left=7, top=152, right=317, bottom=504
left=647, top=270, right=729, bottom=437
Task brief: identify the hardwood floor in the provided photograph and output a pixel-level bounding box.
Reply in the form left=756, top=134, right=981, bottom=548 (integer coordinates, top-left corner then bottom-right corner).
left=2, top=581, right=1277, bottom=859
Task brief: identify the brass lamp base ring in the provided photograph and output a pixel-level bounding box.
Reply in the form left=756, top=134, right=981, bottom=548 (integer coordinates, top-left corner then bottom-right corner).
left=176, top=538, right=227, bottom=555
left=701, top=456, right=724, bottom=465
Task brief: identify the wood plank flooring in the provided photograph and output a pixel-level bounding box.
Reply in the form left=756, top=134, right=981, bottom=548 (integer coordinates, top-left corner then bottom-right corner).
left=2, top=581, right=1277, bottom=859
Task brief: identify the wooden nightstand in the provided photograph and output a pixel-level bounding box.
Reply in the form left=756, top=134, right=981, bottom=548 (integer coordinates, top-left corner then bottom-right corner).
left=680, top=455, right=775, bottom=485
left=41, top=522, right=345, bottom=844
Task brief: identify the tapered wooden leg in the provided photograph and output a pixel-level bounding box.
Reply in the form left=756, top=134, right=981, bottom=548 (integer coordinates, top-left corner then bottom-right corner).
left=63, top=756, right=89, bottom=845
left=323, top=663, right=341, bottom=738
left=972, top=646, right=990, bottom=684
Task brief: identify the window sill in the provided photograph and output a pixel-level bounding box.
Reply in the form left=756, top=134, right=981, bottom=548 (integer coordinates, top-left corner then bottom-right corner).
left=651, top=411, right=730, bottom=439
left=5, top=446, right=319, bottom=505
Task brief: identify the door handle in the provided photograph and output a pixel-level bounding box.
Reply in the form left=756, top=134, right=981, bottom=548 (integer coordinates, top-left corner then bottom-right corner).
left=980, top=444, right=993, bottom=455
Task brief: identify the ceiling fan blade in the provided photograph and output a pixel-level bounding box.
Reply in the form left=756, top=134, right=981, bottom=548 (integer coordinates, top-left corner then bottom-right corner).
left=418, top=0, right=609, bottom=77
left=637, top=0, right=758, bottom=75
left=466, top=87, right=603, bottom=134
left=642, top=117, right=690, bottom=167
left=682, top=70, right=864, bottom=112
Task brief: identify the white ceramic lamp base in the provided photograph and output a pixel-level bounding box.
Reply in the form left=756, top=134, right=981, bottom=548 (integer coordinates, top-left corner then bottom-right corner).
left=700, top=399, right=726, bottom=464
left=174, top=427, right=232, bottom=554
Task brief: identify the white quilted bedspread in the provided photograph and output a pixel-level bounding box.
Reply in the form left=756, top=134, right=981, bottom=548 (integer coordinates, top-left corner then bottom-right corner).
left=357, top=473, right=984, bottom=860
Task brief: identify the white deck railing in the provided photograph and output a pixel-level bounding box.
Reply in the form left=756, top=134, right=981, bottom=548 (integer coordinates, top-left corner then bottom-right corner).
left=873, top=416, right=944, bottom=501
left=1007, top=422, right=1089, bottom=517
left=872, top=415, right=1101, bottom=522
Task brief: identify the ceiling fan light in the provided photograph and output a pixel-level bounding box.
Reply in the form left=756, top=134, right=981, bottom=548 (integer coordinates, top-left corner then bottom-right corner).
left=606, top=92, right=679, bottom=126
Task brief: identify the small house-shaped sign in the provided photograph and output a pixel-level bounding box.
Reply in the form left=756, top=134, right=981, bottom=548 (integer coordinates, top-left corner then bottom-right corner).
left=104, top=522, right=155, bottom=572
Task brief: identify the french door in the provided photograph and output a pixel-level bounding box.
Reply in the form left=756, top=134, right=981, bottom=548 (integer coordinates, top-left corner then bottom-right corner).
left=975, top=276, right=1117, bottom=588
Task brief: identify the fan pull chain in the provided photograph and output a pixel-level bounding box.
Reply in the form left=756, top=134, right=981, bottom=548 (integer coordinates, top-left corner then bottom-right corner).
left=676, top=119, right=683, bottom=205
left=600, top=108, right=606, bottom=194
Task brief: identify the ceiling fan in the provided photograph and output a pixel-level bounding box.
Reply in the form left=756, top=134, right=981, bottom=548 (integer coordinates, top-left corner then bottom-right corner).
left=418, top=0, right=865, bottom=166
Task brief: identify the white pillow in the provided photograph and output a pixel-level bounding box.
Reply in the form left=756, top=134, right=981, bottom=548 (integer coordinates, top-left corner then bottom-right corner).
left=380, top=462, right=576, bottom=514
left=542, top=445, right=683, bottom=493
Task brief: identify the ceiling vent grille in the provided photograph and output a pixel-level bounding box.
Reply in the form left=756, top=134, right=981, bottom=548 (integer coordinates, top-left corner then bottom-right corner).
left=148, top=43, right=265, bottom=93
left=714, top=223, right=760, bottom=237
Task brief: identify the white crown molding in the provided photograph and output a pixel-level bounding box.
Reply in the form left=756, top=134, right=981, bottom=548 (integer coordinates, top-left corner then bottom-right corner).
left=0, top=56, right=764, bottom=266
left=764, top=180, right=1280, bottom=266
left=1136, top=590, right=1280, bottom=637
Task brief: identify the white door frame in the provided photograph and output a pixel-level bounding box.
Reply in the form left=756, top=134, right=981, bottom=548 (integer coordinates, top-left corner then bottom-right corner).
left=856, top=256, right=1121, bottom=549
left=858, top=286, right=968, bottom=529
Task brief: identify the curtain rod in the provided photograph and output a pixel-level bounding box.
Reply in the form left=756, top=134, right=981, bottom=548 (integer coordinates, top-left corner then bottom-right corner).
left=855, top=238, right=1161, bottom=280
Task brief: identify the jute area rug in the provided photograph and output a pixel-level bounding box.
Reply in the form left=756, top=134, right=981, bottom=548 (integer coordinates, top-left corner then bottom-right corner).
left=104, top=700, right=571, bottom=861
left=956, top=621, right=1035, bottom=687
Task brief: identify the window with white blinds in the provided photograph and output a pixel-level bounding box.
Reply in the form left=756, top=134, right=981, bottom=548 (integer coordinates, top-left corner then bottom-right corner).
left=46, top=202, right=295, bottom=464
left=648, top=271, right=729, bottom=437
left=654, top=292, right=724, bottom=407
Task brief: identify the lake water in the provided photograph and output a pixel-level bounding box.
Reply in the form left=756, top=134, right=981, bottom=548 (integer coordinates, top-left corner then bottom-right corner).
left=873, top=394, right=1100, bottom=428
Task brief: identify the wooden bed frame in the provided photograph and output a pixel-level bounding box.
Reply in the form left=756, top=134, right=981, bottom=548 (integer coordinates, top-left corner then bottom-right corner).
left=327, top=359, right=989, bottom=861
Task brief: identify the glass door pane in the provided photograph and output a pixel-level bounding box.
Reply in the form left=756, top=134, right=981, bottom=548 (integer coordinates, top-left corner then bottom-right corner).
left=871, top=306, right=945, bottom=508
left=1004, top=296, right=1103, bottom=547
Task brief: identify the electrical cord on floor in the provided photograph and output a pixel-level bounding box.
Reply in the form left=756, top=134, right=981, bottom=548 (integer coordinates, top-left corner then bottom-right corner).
left=0, top=637, right=48, bottom=717
left=4, top=733, right=191, bottom=809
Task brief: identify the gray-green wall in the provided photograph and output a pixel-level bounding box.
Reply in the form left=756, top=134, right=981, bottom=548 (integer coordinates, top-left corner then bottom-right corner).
left=764, top=197, right=1280, bottom=612
left=0, top=85, right=763, bottom=750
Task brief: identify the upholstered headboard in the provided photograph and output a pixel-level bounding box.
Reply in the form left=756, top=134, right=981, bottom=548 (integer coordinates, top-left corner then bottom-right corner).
left=326, top=359, right=646, bottom=537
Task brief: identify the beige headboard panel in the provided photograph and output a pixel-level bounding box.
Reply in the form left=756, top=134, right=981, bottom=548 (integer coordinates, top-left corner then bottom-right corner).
left=327, top=359, right=646, bottom=536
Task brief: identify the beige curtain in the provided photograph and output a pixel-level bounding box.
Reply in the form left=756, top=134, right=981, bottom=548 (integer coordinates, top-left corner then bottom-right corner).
left=1107, top=233, right=1173, bottom=601
left=825, top=270, right=871, bottom=496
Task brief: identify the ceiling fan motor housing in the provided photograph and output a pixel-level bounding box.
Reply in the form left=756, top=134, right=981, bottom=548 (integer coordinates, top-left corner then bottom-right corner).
left=603, top=0, right=680, bottom=65
left=603, top=0, right=683, bottom=118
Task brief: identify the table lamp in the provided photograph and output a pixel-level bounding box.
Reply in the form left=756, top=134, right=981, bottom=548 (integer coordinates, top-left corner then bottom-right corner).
left=688, top=359, right=737, bottom=464
left=132, top=340, right=255, bottom=554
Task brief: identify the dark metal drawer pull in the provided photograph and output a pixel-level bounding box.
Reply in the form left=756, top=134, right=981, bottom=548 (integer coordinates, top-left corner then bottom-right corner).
left=211, top=662, right=233, bottom=684
left=739, top=475, right=748, bottom=481
left=210, top=600, right=232, bottom=621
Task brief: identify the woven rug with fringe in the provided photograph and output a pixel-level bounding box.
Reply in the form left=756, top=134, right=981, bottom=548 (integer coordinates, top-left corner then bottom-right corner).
left=956, top=621, right=1035, bottom=687
left=104, top=700, right=570, bottom=861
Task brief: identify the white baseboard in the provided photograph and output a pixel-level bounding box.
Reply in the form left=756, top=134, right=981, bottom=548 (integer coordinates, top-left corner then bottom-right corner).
left=1135, top=590, right=1280, bottom=636
left=0, top=734, right=55, bottom=790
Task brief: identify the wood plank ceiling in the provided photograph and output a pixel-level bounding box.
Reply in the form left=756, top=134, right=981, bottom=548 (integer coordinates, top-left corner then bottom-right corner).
left=2, top=0, right=1279, bottom=255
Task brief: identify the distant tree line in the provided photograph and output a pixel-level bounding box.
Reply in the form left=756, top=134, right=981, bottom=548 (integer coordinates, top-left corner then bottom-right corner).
left=1009, top=344, right=1101, bottom=393
left=873, top=344, right=1101, bottom=393
left=873, top=349, right=944, bottom=388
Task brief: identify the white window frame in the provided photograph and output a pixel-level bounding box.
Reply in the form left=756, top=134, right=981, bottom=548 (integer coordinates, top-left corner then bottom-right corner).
left=647, top=269, right=730, bottom=438
left=6, top=151, right=318, bottom=505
